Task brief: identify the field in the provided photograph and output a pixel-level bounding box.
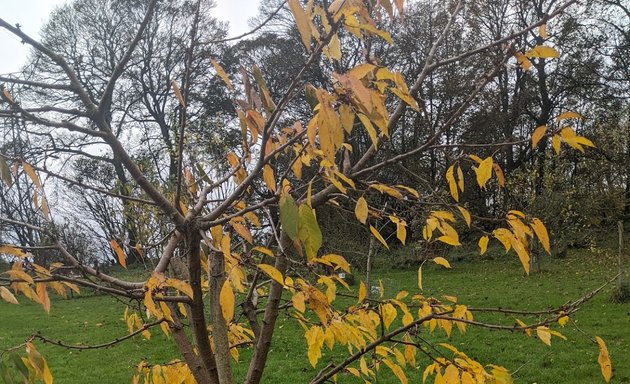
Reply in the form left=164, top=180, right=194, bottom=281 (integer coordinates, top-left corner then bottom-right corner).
left=1, top=246, right=629, bottom=383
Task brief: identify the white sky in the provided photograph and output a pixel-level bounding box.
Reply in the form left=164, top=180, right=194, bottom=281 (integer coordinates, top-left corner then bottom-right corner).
left=0, top=0, right=260, bottom=75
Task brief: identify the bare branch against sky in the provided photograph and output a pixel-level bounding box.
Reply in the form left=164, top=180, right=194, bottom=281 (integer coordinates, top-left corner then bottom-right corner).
left=0, top=0, right=260, bottom=75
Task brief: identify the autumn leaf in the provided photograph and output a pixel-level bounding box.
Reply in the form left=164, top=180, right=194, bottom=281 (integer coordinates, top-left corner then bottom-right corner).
left=0, top=286, right=19, bottom=304
left=211, top=58, right=234, bottom=90
left=475, top=157, right=493, bottom=189
left=287, top=0, right=312, bottom=51
left=595, top=336, right=613, bottom=382
left=262, top=165, right=276, bottom=192
left=446, top=165, right=458, bottom=201
left=257, top=264, right=284, bottom=285
left=433, top=257, right=451, bottom=268
left=536, top=326, right=552, bottom=346
left=36, top=283, right=50, bottom=314
left=358, top=281, right=366, bottom=303
left=370, top=225, right=389, bottom=250
left=22, top=162, right=43, bottom=191
left=539, top=23, right=548, bottom=39
left=110, top=239, right=127, bottom=269
left=457, top=206, right=471, bottom=227
left=220, top=280, right=234, bottom=322
left=479, top=236, right=489, bottom=255
left=530, top=218, right=551, bottom=254
left=525, top=45, right=560, bottom=59
left=556, top=111, right=583, bottom=121
left=0, top=245, right=28, bottom=258
left=417, top=265, right=423, bottom=290
left=171, top=80, right=185, bottom=108
left=532, top=125, right=547, bottom=148
left=355, top=197, right=368, bottom=224
left=383, top=358, right=408, bottom=384
left=292, top=291, right=306, bottom=313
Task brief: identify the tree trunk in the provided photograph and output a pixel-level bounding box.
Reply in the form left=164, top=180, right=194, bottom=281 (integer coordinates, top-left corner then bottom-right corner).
left=185, top=229, right=219, bottom=384
left=209, top=250, right=234, bottom=384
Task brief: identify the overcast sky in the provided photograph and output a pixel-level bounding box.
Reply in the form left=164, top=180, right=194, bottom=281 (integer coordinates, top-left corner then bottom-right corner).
left=0, top=0, right=260, bottom=75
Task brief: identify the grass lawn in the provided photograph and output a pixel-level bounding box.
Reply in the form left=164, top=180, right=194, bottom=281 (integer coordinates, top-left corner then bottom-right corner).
left=1, top=246, right=628, bottom=383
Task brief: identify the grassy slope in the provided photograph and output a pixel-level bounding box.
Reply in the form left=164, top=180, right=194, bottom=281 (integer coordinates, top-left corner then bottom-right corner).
left=1, top=247, right=628, bottom=383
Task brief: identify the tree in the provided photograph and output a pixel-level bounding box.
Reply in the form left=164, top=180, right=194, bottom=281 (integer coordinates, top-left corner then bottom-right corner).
left=0, top=0, right=615, bottom=383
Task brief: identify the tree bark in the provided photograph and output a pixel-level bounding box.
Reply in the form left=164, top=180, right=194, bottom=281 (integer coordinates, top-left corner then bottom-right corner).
left=185, top=229, right=220, bottom=384
left=209, top=250, right=234, bottom=384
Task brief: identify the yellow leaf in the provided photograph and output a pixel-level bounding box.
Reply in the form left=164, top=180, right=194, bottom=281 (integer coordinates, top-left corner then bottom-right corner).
left=457, top=206, right=471, bottom=227
left=479, top=236, right=489, bottom=255
left=558, top=315, right=569, bottom=327
left=358, top=113, right=379, bottom=148
left=358, top=281, right=366, bottom=303
left=437, top=235, right=461, bottom=247
left=220, top=280, right=235, bottom=322
left=326, top=34, right=342, bottom=60
left=263, top=165, right=276, bottom=192
left=532, top=125, right=547, bottom=148
left=0, top=245, right=29, bottom=258
left=552, top=134, right=562, bottom=154
left=370, top=225, right=389, bottom=250
left=444, top=364, right=459, bottom=384
left=530, top=218, right=551, bottom=254
left=166, top=278, right=193, bottom=298
left=110, top=239, right=127, bottom=269
left=536, top=326, right=552, bottom=346
left=515, top=318, right=531, bottom=336
left=231, top=221, right=253, bottom=244
left=556, top=111, right=583, bottom=121
left=382, top=303, right=397, bottom=329
left=525, top=45, right=560, bottom=59
left=475, top=157, right=493, bottom=189
left=396, top=220, right=407, bottom=245
left=515, top=51, right=532, bottom=71
left=595, top=336, right=613, bottom=383
left=210, top=58, right=234, bottom=90
left=355, top=197, right=368, bottom=224
left=446, top=165, right=458, bottom=201
left=26, top=342, right=53, bottom=384
left=456, top=165, right=464, bottom=192
left=320, top=254, right=351, bottom=273
left=433, top=257, right=451, bottom=269
left=257, top=264, right=284, bottom=285
left=292, top=291, right=306, bottom=313
left=287, top=0, right=312, bottom=51
left=539, top=23, right=548, bottom=38
left=0, top=286, right=19, bottom=304
left=417, top=265, right=422, bottom=290
left=23, top=162, right=42, bottom=191
left=510, top=234, right=530, bottom=275
left=36, top=283, right=50, bottom=314
left=383, top=359, right=408, bottom=384
left=171, top=80, right=185, bottom=108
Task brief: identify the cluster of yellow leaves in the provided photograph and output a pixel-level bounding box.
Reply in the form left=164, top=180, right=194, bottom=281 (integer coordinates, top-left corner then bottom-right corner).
left=423, top=211, right=463, bottom=246
left=0, top=255, right=79, bottom=311
left=531, top=112, right=595, bottom=154
left=133, top=360, right=195, bottom=384
left=478, top=211, right=550, bottom=274
left=422, top=344, right=512, bottom=384
left=138, top=273, right=194, bottom=337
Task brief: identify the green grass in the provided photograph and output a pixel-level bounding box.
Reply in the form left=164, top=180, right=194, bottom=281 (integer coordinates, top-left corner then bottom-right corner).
left=1, top=246, right=629, bottom=383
